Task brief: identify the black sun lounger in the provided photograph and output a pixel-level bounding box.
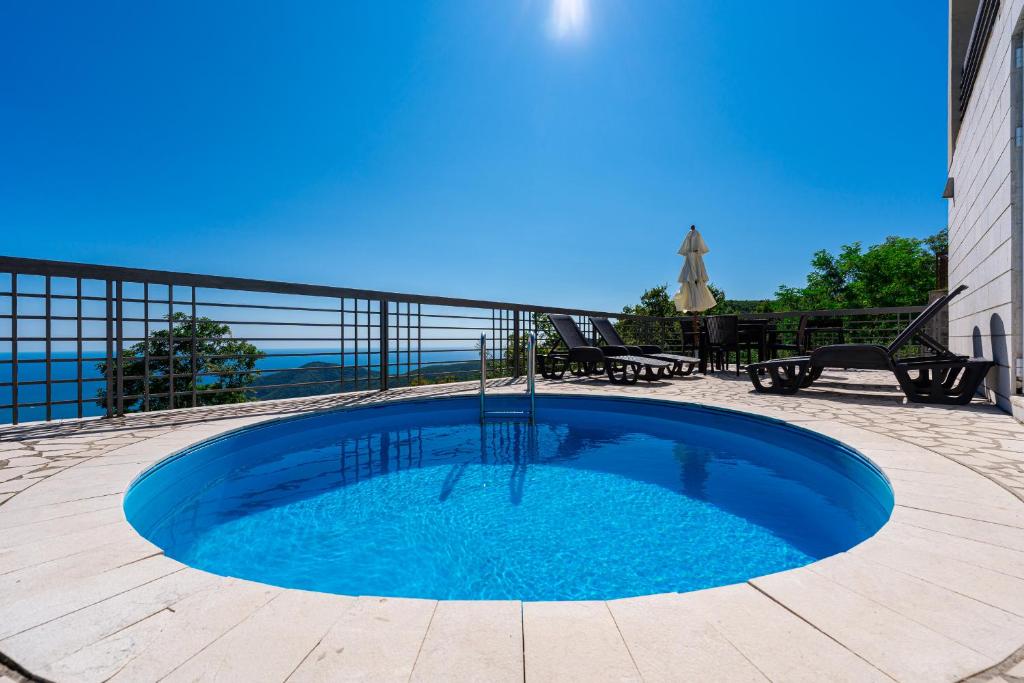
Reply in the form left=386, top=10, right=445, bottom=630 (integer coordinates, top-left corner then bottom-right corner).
left=541, top=314, right=672, bottom=384
left=746, top=284, right=993, bottom=405
left=588, top=316, right=699, bottom=377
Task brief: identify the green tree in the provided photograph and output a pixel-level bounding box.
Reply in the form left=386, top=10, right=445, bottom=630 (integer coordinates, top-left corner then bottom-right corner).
left=96, top=313, right=264, bottom=412
left=618, top=282, right=773, bottom=319
left=774, top=229, right=947, bottom=310
left=621, top=285, right=679, bottom=318
left=616, top=285, right=695, bottom=349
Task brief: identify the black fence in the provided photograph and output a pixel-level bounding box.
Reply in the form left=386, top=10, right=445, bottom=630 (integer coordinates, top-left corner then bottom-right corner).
left=0, top=256, right=929, bottom=425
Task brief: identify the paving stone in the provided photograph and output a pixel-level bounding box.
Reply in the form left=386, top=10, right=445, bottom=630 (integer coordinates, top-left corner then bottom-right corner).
left=1, top=570, right=221, bottom=674
left=752, top=567, right=991, bottom=681
left=881, top=521, right=1024, bottom=580
left=0, top=479, right=37, bottom=494
left=0, top=555, right=183, bottom=640
left=3, top=457, right=50, bottom=468
left=0, top=468, right=34, bottom=484
left=892, top=505, right=1024, bottom=552
left=0, top=530, right=158, bottom=600
left=0, top=494, right=119, bottom=530
left=0, top=505, right=124, bottom=548
left=693, top=583, right=891, bottom=682
left=411, top=600, right=523, bottom=682
left=523, top=601, right=640, bottom=682
left=607, top=592, right=766, bottom=681
left=851, top=533, right=1024, bottom=618
left=103, top=579, right=282, bottom=683
left=159, top=589, right=352, bottom=683
left=808, top=552, right=1024, bottom=661
left=288, top=596, right=435, bottom=682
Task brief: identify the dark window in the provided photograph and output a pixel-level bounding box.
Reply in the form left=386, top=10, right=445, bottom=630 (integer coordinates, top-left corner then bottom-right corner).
left=960, top=0, right=1000, bottom=117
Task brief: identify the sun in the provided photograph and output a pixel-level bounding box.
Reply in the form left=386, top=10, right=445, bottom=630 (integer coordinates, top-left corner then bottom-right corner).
left=548, top=0, right=588, bottom=41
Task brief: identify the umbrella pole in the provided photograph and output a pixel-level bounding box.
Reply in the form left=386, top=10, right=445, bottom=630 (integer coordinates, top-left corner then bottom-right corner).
left=693, top=312, right=706, bottom=374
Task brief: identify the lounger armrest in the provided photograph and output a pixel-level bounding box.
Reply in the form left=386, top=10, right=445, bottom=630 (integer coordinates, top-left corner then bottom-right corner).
left=637, top=344, right=662, bottom=354
left=600, top=345, right=631, bottom=357
left=896, top=354, right=968, bottom=365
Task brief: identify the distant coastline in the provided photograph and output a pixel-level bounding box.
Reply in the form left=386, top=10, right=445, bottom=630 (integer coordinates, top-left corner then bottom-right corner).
left=0, top=349, right=479, bottom=422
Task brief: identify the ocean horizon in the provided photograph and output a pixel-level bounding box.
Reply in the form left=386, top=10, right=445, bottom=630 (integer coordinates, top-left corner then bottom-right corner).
left=0, top=348, right=480, bottom=423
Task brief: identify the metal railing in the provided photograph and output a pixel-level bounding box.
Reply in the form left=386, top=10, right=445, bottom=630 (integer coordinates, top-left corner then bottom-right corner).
left=615, top=306, right=934, bottom=358
left=0, top=255, right=929, bottom=426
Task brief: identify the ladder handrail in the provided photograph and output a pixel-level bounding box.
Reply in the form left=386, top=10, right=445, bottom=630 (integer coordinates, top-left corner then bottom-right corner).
left=527, top=332, right=536, bottom=419
left=479, top=332, right=536, bottom=424
left=479, top=333, right=486, bottom=422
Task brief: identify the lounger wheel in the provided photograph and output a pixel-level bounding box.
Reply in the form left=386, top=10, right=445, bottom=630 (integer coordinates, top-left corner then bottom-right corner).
left=640, top=365, right=665, bottom=382
left=569, top=361, right=600, bottom=377
left=672, top=361, right=697, bottom=377
left=606, top=360, right=640, bottom=385
left=746, top=361, right=810, bottom=394
left=803, top=366, right=823, bottom=387
left=539, top=356, right=567, bottom=380
left=893, top=360, right=992, bottom=405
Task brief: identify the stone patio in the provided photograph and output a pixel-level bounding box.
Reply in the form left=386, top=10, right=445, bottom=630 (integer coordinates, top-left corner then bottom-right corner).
left=3, top=369, right=1024, bottom=682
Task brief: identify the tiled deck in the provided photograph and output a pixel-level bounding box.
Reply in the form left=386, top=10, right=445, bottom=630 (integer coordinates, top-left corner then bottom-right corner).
left=3, top=370, right=1024, bottom=682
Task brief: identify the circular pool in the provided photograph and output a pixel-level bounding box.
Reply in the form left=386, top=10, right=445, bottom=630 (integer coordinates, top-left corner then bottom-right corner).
left=125, top=395, right=893, bottom=601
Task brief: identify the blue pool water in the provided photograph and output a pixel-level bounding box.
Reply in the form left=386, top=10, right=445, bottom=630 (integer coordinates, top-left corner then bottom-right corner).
left=125, top=395, right=893, bottom=601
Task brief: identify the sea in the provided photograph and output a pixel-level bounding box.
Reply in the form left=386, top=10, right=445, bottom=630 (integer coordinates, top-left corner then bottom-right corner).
left=0, top=349, right=476, bottom=423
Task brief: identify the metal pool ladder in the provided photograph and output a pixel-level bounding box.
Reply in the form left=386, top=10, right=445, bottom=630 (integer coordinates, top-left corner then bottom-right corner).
left=479, top=332, right=536, bottom=423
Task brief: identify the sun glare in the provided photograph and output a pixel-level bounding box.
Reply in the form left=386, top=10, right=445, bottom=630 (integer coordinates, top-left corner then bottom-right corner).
left=549, top=0, right=587, bottom=41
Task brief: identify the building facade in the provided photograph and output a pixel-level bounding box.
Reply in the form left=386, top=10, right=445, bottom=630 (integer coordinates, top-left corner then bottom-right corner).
left=948, top=0, right=1022, bottom=412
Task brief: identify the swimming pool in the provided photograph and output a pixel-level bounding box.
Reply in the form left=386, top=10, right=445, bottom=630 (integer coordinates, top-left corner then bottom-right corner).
left=125, top=395, right=893, bottom=601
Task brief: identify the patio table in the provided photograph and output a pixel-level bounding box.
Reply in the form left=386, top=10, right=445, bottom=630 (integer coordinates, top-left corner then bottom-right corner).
left=738, top=320, right=769, bottom=364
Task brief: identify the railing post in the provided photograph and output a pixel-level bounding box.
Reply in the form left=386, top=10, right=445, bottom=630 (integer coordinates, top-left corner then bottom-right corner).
left=379, top=299, right=389, bottom=391
left=116, top=280, right=124, bottom=417
left=10, top=272, right=18, bottom=425
left=527, top=332, right=536, bottom=423
left=76, top=277, right=83, bottom=418
left=143, top=283, right=150, bottom=412
left=339, top=296, right=346, bottom=394
left=104, top=279, right=114, bottom=418
left=44, top=275, right=51, bottom=421
left=190, top=286, right=198, bottom=408
left=167, top=285, right=175, bottom=410
left=512, top=310, right=521, bottom=378
left=479, top=332, right=486, bottom=421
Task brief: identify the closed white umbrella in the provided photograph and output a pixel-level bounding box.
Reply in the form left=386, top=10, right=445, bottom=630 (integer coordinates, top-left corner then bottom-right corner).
left=673, top=225, right=716, bottom=312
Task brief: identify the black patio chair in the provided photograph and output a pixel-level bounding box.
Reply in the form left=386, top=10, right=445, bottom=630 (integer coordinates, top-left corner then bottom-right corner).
left=738, top=318, right=770, bottom=365
left=705, top=315, right=745, bottom=375
left=588, top=317, right=699, bottom=377
left=540, top=314, right=672, bottom=385
left=746, top=285, right=993, bottom=405
left=767, top=315, right=809, bottom=359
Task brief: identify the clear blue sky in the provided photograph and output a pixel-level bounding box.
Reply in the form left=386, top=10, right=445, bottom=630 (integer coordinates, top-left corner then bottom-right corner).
left=1, top=1, right=948, bottom=311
